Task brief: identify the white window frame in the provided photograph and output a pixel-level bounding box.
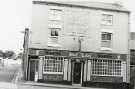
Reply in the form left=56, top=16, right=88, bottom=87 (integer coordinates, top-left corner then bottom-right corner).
left=49, top=28, right=61, bottom=43
left=49, top=8, right=63, bottom=21
left=42, top=56, right=64, bottom=74
left=101, top=14, right=113, bottom=25
left=48, top=28, right=61, bottom=47
left=50, top=28, right=60, bottom=37
left=91, top=59, right=122, bottom=77
left=101, top=32, right=112, bottom=49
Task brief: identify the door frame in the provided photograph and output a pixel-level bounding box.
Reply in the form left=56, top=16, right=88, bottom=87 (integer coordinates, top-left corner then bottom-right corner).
left=28, top=59, right=39, bottom=81
left=72, top=60, right=84, bottom=85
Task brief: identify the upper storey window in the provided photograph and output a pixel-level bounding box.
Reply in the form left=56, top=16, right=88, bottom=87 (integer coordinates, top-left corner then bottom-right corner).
left=49, top=9, right=62, bottom=21
left=101, top=32, right=112, bottom=48
left=102, top=32, right=112, bottom=40
left=50, top=28, right=59, bottom=37
left=102, top=14, right=113, bottom=25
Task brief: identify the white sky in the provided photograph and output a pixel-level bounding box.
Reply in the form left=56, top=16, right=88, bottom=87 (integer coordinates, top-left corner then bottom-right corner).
left=0, top=0, right=134, bottom=53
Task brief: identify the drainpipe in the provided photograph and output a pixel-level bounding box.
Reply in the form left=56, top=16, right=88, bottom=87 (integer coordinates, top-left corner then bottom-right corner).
left=78, top=38, right=82, bottom=57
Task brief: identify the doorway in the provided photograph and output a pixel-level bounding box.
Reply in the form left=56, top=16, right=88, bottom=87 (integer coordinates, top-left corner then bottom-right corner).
left=73, top=62, right=82, bottom=84
left=29, top=59, right=39, bottom=81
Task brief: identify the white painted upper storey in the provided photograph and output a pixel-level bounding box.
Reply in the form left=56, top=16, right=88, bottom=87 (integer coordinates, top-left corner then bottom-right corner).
left=29, top=1, right=130, bottom=54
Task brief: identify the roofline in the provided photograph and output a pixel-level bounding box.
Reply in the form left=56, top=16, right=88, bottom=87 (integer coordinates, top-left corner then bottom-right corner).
left=33, top=1, right=130, bottom=14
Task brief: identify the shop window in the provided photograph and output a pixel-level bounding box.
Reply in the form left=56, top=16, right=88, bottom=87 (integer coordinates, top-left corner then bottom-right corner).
left=101, top=32, right=112, bottom=48
left=102, top=14, right=113, bottom=25
left=91, top=59, right=121, bottom=76
left=43, top=56, right=64, bottom=74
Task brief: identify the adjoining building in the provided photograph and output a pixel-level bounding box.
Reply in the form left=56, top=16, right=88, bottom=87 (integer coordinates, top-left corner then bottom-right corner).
left=130, top=32, right=135, bottom=66
left=130, top=32, right=135, bottom=89
left=23, top=0, right=130, bottom=88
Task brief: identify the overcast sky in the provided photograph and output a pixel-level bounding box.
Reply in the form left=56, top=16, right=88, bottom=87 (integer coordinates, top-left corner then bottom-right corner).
left=0, top=0, right=134, bottom=53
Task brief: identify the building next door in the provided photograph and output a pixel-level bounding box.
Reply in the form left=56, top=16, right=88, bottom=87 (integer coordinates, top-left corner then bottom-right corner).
left=73, top=62, right=83, bottom=84
left=29, top=59, right=39, bottom=81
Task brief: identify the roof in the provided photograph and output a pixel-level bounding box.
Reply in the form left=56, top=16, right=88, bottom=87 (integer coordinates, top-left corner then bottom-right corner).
left=33, top=0, right=130, bottom=13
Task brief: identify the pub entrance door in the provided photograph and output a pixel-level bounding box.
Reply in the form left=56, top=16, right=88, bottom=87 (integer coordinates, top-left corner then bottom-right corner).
left=73, top=62, right=83, bottom=84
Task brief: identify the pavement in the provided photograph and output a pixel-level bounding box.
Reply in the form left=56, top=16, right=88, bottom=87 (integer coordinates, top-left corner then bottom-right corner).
left=17, top=81, right=107, bottom=89
left=16, top=70, right=106, bottom=89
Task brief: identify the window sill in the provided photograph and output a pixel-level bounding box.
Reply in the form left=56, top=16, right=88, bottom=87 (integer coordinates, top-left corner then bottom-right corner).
left=50, top=36, right=58, bottom=38
left=100, top=47, right=112, bottom=51
left=47, top=43, right=61, bottom=47
left=48, top=18, right=62, bottom=21
left=101, top=29, right=113, bottom=33
left=91, top=74, right=122, bottom=77
left=43, top=72, right=63, bottom=75
left=48, top=24, right=62, bottom=28
left=101, top=23, right=113, bottom=26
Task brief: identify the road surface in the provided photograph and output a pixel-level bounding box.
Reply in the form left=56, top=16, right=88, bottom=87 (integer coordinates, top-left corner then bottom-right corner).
left=0, top=59, right=21, bottom=89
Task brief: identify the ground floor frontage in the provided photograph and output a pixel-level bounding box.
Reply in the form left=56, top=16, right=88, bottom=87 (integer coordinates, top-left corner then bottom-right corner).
left=24, top=48, right=130, bottom=89
left=17, top=81, right=111, bottom=89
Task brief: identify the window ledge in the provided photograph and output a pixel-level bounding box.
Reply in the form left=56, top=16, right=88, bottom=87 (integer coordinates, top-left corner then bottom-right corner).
left=101, top=29, right=113, bottom=33
left=43, top=72, right=63, bottom=75
left=101, top=23, right=113, bottom=26
left=100, top=47, right=112, bottom=51
left=91, top=74, right=122, bottom=77
left=48, top=43, right=61, bottom=47
left=50, top=36, right=58, bottom=38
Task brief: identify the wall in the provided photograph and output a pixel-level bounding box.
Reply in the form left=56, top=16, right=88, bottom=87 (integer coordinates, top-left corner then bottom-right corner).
left=30, top=3, right=129, bottom=54
left=130, top=40, right=135, bottom=49
left=29, top=4, right=49, bottom=48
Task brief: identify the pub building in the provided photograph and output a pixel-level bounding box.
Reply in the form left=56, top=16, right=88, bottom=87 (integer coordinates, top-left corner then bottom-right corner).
left=23, top=1, right=130, bottom=88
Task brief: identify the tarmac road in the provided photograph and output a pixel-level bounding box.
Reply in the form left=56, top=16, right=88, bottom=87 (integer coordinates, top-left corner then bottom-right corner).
left=0, top=65, right=18, bottom=82
left=0, top=59, right=21, bottom=89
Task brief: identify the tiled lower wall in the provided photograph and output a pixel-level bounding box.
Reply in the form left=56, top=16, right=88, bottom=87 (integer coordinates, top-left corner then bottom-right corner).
left=43, top=74, right=63, bottom=81
left=90, top=76, right=123, bottom=83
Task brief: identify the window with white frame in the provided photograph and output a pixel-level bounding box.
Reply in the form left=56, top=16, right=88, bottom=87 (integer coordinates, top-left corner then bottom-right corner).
left=101, top=32, right=112, bottom=48
left=49, top=9, right=62, bottom=21
left=50, top=28, right=59, bottom=37
left=102, top=14, right=113, bottom=25
left=49, top=28, right=61, bottom=44
left=43, top=56, right=64, bottom=74
left=91, top=59, right=121, bottom=76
